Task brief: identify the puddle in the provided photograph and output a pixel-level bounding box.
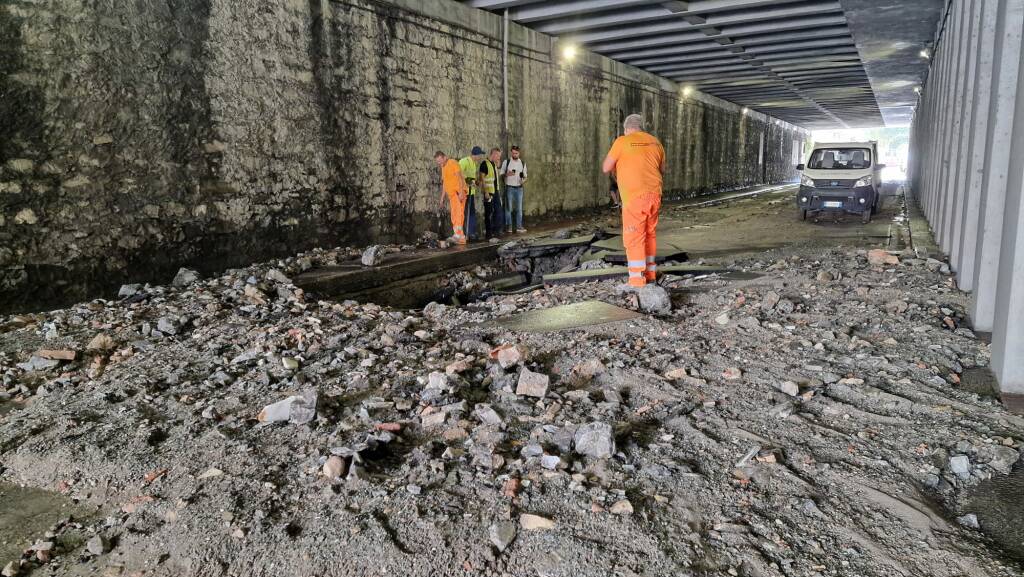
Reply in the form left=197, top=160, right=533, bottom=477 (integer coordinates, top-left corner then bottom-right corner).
left=961, top=468, right=1024, bottom=563
left=0, top=482, right=94, bottom=563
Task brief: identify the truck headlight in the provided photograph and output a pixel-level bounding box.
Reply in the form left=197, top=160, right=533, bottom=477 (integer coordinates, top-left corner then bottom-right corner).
left=801, top=175, right=815, bottom=187
left=854, top=175, right=873, bottom=188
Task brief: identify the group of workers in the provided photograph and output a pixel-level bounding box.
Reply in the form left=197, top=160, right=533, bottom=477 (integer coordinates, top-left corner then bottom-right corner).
left=434, top=145, right=529, bottom=245
left=435, top=113, right=664, bottom=288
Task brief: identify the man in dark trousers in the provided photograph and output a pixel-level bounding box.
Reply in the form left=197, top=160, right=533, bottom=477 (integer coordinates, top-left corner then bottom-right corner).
left=479, top=147, right=505, bottom=240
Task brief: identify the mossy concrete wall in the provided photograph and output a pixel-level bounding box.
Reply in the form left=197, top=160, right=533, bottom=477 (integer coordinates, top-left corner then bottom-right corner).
left=0, top=0, right=806, bottom=312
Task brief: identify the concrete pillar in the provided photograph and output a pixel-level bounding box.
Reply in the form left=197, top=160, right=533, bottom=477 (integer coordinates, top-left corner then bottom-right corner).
left=928, top=11, right=955, bottom=224
left=956, top=0, right=1000, bottom=291
left=935, top=1, right=966, bottom=234
left=939, top=0, right=972, bottom=252
left=971, top=0, right=1024, bottom=332
left=949, top=0, right=984, bottom=272
left=991, top=21, right=1024, bottom=398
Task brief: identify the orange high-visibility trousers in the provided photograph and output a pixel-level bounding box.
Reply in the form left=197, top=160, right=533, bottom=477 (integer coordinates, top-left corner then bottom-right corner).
left=448, top=192, right=467, bottom=243
left=622, top=192, right=661, bottom=287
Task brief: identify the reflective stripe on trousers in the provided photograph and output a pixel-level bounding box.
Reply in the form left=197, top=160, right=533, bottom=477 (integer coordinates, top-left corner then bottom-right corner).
left=622, top=192, right=661, bottom=287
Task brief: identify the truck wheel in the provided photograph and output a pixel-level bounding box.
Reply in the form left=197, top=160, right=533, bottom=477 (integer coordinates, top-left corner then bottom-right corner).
left=800, top=209, right=808, bottom=221
left=861, top=210, right=872, bottom=224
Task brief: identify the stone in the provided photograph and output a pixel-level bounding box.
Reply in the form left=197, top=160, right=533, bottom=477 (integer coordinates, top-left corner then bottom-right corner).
left=574, top=422, right=615, bottom=459
left=474, top=404, right=503, bottom=426
left=287, top=389, right=318, bottom=424
left=86, top=535, right=108, bottom=556
left=664, top=367, right=688, bottom=380
left=172, top=267, right=201, bottom=287
left=1, top=561, right=16, bottom=577
left=361, top=245, right=384, bottom=267
left=573, top=358, right=606, bottom=379
left=714, top=312, right=731, bottom=326
left=816, top=270, right=834, bottom=282
left=16, top=356, right=61, bottom=372
left=957, top=513, right=980, bottom=530
left=118, top=284, right=142, bottom=298
left=257, top=390, right=317, bottom=424
left=87, top=333, right=116, bottom=351
left=422, top=411, right=446, bottom=428
left=157, top=317, right=178, bottom=335
left=949, top=455, right=971, bottom=478
left=540, top=455, right=562, bottom=470
left=637, top=284, right=672, bottom=314
left=867, top=249, right=899, bottom=266
left=776, top=381, right=800, bottom=396
left=609, top=499, right=634, bottom=515
left=489, top=521, right=517, bottom=551
left=37, top=349, right=76, bottom=361
left=519, top=514, right=555, bottom=531
left=516, top=368, right=549, bottom=398
left=266, top=269, right=290, bottom=284
left=323, top=456, right=346, bottom=479
left=281, top=357, right=300, bottom=370
left=13, top=208, right=37, bottom=225
left=762, top=291, right=780, bottom=310
left=987, top=446, right=1020, bottom=475
left=495, top=344, right=528, bottom=369
left=722, top=367, right=742, bottom=380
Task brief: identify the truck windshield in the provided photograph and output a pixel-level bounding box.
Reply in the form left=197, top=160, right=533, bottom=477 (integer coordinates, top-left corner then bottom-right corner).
left=807, top=148, right=872, bottom=169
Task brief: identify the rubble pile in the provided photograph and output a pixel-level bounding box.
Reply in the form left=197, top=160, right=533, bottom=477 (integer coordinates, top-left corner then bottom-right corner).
left=0, top=243, right=1022, bottom=577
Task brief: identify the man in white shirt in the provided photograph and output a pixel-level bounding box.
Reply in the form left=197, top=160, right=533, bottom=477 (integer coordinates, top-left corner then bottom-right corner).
left=500, top=145, right=528, bottom=233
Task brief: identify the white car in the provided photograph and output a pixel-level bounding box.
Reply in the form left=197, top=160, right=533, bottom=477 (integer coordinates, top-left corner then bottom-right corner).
left=796, top=141, right=885, bottom=223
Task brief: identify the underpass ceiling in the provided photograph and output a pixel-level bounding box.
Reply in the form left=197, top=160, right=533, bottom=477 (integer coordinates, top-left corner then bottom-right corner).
left=462, top=0, right=943, bottom=129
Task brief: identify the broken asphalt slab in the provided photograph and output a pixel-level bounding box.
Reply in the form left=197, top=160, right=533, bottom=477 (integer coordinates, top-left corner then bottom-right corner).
left=492, top=300, right=642, bottom=333
left=542, top=264, right=737, bottom=285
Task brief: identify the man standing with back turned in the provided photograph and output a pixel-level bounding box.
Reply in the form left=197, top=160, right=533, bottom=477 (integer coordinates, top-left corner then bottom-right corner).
left=602, top=114, right=666, bottom=288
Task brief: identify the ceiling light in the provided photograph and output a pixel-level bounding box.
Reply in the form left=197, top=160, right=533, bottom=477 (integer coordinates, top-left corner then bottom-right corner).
left=562, top=44, right=578, bottom=61
left=682, top=85, right=694, bottom=97
left=913, top=86, right=922, bottom=93
left=920, top=49, right=930, bottom=59
left=742, top=107, right=749, bottom=115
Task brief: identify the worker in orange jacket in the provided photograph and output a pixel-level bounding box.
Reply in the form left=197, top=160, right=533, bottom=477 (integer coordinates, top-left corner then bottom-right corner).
left=602, top=114, right=666, bottom=287
left=435, top=151, right=468, bottom=245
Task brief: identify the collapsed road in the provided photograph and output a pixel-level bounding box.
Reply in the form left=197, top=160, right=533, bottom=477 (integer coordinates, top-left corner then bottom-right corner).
left=1, top=188, right=1022, bottom=577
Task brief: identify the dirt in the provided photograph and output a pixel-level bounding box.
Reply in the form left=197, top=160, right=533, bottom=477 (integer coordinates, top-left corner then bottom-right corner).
left=1, top=187, right=1022, bottom=577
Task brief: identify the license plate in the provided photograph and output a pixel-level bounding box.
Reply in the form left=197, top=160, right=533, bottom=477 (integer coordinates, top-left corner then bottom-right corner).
left=823, top=201, right=843, bottom=208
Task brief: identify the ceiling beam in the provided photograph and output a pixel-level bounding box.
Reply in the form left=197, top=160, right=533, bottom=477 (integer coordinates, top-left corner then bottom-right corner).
left=510, top=0, right=659, bottom=23
left=541, top=2, right=842, bottom=38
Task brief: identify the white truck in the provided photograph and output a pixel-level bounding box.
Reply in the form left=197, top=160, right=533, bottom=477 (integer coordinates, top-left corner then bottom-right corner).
left=796, top=141, right=885, bottom=223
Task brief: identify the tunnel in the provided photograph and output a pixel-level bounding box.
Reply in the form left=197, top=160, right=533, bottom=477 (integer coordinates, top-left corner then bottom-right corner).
left=1, top=1, right=1023, bottom=576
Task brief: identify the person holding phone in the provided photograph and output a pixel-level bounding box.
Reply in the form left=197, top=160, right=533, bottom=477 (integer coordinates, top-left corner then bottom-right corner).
left=500, top=145, right=528, bottom=233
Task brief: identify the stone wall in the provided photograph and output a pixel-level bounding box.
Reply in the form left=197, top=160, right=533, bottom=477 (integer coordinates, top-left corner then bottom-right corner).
left=0, top=0, right=806, bottom=312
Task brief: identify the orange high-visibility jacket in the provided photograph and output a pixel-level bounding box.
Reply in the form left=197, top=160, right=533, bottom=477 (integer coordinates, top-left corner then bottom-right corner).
left=606, top=131, right=665, bottom=204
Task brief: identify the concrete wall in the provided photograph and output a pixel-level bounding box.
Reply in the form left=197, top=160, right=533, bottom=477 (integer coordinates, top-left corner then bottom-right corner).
left=909, top=0, right=1024, bottom=398
left=0, top=0, right=805, bottom=312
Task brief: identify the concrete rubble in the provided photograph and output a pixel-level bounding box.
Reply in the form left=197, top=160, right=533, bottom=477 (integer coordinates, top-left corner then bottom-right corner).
left=1, top=236, right=1023, bottom=577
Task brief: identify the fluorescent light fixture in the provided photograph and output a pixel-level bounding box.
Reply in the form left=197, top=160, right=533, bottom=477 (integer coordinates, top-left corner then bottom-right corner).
left=562, top=44, right=578, bottom=61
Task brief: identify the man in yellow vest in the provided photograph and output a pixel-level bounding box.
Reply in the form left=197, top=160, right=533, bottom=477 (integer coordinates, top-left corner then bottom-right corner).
left=434, top=151, right=468, bottom=245
left=459, top=147, right=485, bottom=241
left=479, top=147, right=505, bottom=239
left=602, top=114, right=666, bottom=287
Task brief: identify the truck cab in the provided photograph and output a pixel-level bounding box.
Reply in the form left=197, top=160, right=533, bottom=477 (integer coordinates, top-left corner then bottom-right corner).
left=796, top=141, right=885, bottom=223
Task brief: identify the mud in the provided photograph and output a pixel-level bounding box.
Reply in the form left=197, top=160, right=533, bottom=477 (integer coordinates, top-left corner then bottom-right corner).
left=1, top=185, right=1022, bottom=577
